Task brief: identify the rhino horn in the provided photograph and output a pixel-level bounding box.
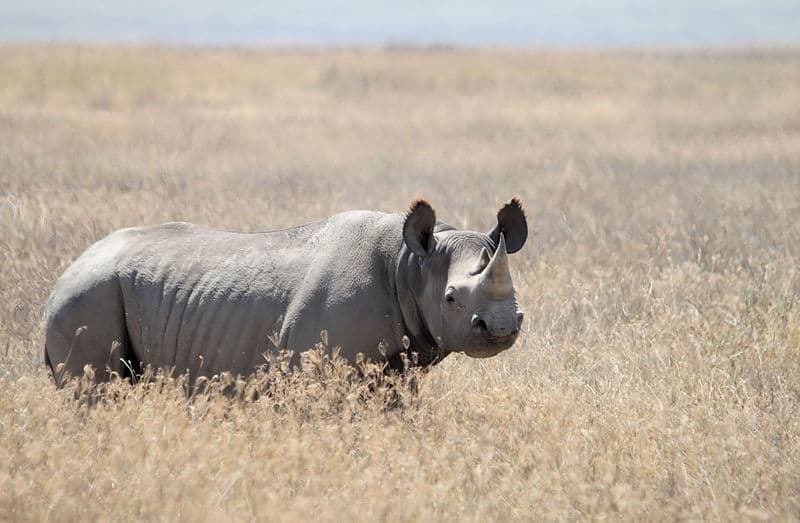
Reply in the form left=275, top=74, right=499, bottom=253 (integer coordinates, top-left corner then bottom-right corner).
left=482, top=233, right=513, bottom=293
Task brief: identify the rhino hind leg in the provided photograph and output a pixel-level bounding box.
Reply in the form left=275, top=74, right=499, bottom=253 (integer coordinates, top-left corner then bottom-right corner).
left=44, top=277, right=137, bottom=386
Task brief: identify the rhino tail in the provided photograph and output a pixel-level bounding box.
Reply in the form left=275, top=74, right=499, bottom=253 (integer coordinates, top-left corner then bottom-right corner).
left=44, top=345, right=55, bottom=379
left=115, top=282, right=142, bottom=383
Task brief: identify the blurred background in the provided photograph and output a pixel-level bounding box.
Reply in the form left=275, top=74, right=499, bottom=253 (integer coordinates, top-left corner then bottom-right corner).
left=2, top=0, right=799, bottom=47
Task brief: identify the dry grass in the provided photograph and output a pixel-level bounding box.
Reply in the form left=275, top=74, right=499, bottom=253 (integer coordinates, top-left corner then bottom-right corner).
left=1, top=44, right=800, bottom=521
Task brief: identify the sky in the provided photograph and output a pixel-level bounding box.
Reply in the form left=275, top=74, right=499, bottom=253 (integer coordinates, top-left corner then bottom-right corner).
left=1, top=0, right=799, bottom=47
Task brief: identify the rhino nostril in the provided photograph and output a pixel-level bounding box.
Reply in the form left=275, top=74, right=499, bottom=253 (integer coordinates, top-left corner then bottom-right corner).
left=471, top=314, right=488, bottom=332
left=516, top=311, right=524, bottom=328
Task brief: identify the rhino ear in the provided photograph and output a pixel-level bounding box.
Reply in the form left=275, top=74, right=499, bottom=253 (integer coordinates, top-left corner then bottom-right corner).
left=403, top=199, right=437, bottom=257
left=488, top=197, right=527, bottom=254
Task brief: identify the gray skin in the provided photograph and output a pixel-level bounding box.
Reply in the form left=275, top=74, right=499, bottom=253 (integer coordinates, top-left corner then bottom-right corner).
left=44, top=198, right=527, bottom=385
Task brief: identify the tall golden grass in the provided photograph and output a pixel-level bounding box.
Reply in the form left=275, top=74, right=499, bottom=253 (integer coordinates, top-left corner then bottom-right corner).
left=1, top=45, right=799, bottom=520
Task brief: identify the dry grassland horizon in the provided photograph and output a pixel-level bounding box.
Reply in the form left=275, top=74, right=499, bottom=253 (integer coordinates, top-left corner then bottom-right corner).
left=1, top=44, right=799, bottom=520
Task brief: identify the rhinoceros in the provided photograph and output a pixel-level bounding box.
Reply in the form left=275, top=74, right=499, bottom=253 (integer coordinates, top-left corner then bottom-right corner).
left=44, top=198, right=527, bottom=385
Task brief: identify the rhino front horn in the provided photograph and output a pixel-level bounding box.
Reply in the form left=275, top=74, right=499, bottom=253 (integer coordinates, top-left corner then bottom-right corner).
left=482, top=233, right=513, bottom=293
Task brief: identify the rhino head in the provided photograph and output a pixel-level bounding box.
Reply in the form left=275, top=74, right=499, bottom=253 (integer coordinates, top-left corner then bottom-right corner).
left=398, top=198, right=527, bottom=362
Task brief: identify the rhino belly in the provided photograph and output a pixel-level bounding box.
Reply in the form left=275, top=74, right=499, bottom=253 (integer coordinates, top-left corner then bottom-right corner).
left=120, top=271, right=284, bottom=379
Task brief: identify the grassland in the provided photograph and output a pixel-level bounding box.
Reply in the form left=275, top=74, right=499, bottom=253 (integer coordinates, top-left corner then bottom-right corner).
left=1, top=44, right=799, bottom=520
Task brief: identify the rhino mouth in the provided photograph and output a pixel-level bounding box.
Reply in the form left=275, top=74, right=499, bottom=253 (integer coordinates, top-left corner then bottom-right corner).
left=460, top=333, right=518, bottom=358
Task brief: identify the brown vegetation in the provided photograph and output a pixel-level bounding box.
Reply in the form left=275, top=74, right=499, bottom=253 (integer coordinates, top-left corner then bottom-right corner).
left=1, top=45, right=799, bottom=520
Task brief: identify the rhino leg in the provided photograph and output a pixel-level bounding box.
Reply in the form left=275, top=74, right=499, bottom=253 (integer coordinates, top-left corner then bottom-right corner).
left=44, top=277, right=138, bottom=386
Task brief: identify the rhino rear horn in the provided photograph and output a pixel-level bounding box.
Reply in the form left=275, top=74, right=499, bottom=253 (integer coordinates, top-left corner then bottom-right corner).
left=403, top=199, right=436, bottom=257
left=488, top=197, right=527, bottom=254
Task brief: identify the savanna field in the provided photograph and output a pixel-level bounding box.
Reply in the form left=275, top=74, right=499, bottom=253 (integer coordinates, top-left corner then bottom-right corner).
left=1, top=45, right=799, bottom=520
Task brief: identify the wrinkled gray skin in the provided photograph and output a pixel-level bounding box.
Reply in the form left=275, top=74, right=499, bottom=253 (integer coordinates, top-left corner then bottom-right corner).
left=44, top=199, right=527, bottom=385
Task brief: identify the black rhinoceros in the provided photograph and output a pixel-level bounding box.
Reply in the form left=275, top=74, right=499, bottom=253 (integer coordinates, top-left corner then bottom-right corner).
left=44, top=198, right=527, bottom=385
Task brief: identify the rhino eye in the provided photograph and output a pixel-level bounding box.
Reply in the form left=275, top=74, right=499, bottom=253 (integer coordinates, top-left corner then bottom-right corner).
left=444, top=287, right=456, bottom=303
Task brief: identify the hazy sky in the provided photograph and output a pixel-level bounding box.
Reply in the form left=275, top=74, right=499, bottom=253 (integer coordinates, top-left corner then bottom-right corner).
left=1, top=0, right=799, bottom=46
